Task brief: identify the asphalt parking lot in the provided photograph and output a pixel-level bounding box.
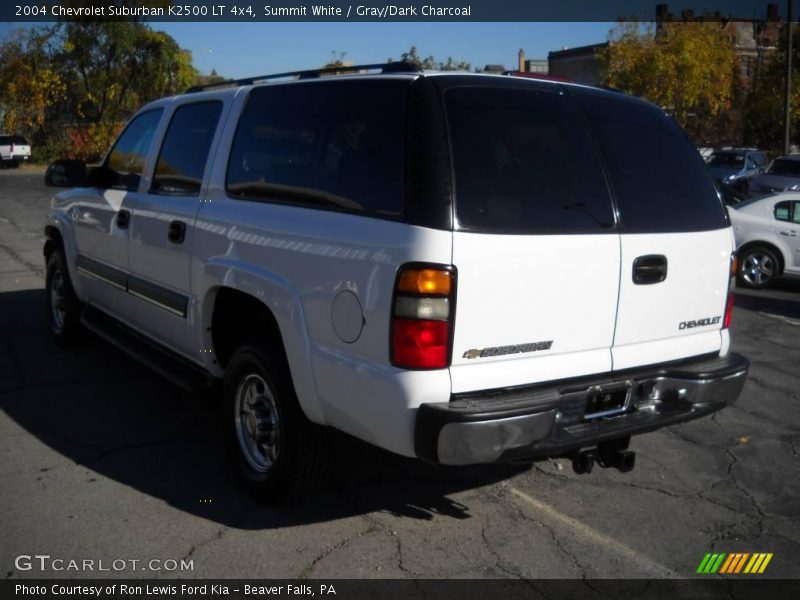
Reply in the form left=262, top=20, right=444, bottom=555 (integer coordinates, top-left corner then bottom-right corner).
left=1, top=169, right=799, bottom=580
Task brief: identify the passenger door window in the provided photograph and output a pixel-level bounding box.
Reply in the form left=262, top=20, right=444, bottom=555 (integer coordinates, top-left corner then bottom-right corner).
left=151, top=101, right=223, bottom=196
left=101, top=109, right=163, bottom=191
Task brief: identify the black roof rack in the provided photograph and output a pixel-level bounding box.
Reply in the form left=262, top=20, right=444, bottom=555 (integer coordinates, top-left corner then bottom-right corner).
left=185, top=61, right=423, bottom=93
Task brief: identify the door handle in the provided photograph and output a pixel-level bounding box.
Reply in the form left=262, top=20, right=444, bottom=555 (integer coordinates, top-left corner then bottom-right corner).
left=632, top=255, right=668, bottom=285
left=167, top=220, right=186, bottom=244
left=779, top=230, right=797, bottom=237
left=116, top=209, right=130, bottom=230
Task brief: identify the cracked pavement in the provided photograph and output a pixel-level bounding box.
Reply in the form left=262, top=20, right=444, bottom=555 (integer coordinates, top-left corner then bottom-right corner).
left=1, top=171, right=798, bottom=580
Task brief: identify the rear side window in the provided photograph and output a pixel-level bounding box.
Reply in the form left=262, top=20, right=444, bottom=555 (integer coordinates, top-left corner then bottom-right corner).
left=226, top=80, right=406, bottom=217
left=774, top=200, right=800, bottom=223
left=0, top=136, right=9, bottom=145
left=709, top=152, right=744, bottom=167
left=445, top=86, right=614, bottom=233
left=570, top=88, right=728, bottom=234
left=774, top=201, right=791, bottom=221
left=767, top=158, right=800, bottom=176
left=12, top=135, right=28, bottom=144
left=152, top=101, right=222, bottom=196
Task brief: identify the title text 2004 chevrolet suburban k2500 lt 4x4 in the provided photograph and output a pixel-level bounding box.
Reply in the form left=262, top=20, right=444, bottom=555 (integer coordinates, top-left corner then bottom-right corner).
left=42, top=63, right=749, bottom=501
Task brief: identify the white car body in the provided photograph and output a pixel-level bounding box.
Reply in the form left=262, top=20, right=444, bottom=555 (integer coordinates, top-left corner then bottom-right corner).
left=729, top=193, right=800, bottom=282
left=43, top=70, right=748, bottom=475
left=0, top=134, right=31, bottom=166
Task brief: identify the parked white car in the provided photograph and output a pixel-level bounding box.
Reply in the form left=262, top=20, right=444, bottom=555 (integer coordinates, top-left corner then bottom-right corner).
left=0, top=134, right=31, bottom=167
left=729, top=193, right=800, bottom=288
left=42, top=63, right=749, bottom=500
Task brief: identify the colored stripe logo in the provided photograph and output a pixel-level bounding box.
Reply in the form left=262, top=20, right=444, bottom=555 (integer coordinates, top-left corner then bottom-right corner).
left=697, top=553, right=773, bottom=574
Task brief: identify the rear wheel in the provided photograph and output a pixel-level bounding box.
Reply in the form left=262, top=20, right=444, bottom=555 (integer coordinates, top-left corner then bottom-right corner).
left=738, top=246, right=779, bottom=289
left=224, top=344, right=329, bottom=502
left=45, top=250, right=84, bottom=345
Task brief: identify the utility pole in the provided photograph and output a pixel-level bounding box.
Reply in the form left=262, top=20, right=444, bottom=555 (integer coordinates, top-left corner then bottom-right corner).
left=785, top=0, right=794, bottom=154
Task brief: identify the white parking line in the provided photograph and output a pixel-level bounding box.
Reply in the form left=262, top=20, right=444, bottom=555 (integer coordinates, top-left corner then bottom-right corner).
left=757, top=311, right=800, bottom=326
left=508, top=486, right=677, bottom=577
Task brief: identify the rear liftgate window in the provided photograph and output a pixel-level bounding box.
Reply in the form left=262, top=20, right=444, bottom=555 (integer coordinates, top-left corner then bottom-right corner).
left=445, top=86, right=615, bottom=234
left=226, top=80, right=406, bottom=218
left=569, top=88, right=729, bottom=234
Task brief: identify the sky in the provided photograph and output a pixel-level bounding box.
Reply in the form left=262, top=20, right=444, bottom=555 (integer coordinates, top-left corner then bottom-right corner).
left=158, top=22, right=615, bottom=77
left=0, top=21, right=615, bottom=77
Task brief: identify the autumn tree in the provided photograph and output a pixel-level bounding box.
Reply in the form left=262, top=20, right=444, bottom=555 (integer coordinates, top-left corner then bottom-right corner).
left=193, top=68, right=226, bottom=89
left=743, top=26, right=800, bottom=151
left=390, top=46, right=471, bottom=71
left=0, top=28, right=65, bottom=139
left=598, top=21, right=736, bottom=141
left=397, top=46, right=437, bottom=69
left=0, top=19, right=195, bottom=160
left=323, top=50, right=349, bottom=69
left=57, top=22, right=195, bottom=125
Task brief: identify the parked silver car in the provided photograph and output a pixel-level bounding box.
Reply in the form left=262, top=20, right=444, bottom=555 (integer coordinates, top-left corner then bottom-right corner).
left=750, top=154, right=800, bottom=194
left=707, top=148, right=766, bottom=191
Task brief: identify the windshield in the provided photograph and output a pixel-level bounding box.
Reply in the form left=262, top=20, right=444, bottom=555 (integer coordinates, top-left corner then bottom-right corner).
left=767, top=158, right=800, bottom=177
left=709, top=152, right=744, bottom=167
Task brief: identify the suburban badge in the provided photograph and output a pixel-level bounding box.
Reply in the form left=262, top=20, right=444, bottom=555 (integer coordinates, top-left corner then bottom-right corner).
left=463, top=340, right=553, bottom=359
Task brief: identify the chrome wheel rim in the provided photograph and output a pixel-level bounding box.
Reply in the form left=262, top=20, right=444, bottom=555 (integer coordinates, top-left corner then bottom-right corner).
left=49, top=267, right=66, bottom=333
left=234, top=373, right=280, bottom=474
left=742, top=252, right=774, bottom=287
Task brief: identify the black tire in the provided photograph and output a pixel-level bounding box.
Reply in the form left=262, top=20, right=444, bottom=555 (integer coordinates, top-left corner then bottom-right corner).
left=45, top=250, right=84, bottom=345
left=738, top=246, right=779, bottom=290
left=224, top=344, right=329, bottom=502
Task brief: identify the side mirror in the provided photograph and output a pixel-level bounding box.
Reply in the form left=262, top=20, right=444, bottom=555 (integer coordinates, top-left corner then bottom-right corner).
left=45, top=159, right=87, bottom=187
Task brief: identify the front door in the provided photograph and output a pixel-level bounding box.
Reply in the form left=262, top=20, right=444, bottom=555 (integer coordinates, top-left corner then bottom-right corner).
left=127, top=100, right=225, bottom=358
left=72, top=109, right=163, bottom=313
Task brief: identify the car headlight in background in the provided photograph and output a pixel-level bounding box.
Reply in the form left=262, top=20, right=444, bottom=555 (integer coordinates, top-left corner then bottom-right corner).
left=787, top=183, right=800, bottom=191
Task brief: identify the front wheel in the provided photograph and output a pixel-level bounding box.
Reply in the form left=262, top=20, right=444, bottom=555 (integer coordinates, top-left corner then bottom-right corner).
left=738, top=246, right=779, bottom=289
left=224, top=345, right=329, bottom=502
left=45, top=250, right=84, bottom=345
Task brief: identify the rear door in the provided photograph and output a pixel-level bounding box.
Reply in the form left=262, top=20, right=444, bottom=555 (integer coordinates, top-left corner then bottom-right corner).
left=774, top=199, right=800, bottom=273
left=570, top=88, right=732, bottom=370
left=443, top=83, right=622, bottom=393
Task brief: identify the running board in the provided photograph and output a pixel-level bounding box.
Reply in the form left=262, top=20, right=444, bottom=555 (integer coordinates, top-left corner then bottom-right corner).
left=81, top=304, right=215, bottom=394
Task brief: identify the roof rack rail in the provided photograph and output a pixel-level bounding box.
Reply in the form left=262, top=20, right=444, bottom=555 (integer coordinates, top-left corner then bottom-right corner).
left=185, top=61, right=423, bottom=93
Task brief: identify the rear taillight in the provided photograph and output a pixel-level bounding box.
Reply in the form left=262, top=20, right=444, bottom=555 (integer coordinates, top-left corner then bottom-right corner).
left=391, top=265, right=455, bottom=369
left=723, top=254, right=737, bottom=329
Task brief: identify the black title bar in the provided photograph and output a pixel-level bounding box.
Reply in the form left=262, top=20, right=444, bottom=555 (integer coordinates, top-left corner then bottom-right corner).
left=3, top=0, right=793, bottom=22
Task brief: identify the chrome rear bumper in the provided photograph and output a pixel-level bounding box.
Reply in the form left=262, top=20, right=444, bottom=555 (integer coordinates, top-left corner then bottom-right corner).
left=415, top=352, right=749, bottom=465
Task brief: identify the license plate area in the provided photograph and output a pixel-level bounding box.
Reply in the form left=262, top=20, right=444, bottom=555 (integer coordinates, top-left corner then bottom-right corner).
left=583, top=383, right=632, bottom=420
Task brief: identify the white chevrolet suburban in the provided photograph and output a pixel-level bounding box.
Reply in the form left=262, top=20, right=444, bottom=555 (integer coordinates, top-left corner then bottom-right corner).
left=0, top=134, right=31, bottom=167
left=43, top=64, right=749, bottom=500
